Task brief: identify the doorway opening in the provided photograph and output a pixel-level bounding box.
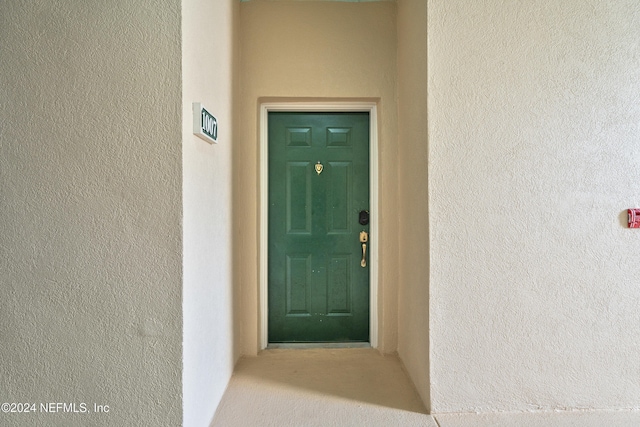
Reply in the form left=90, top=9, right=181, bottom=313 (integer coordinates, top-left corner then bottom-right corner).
left=259, top=101, right=379, bottom=349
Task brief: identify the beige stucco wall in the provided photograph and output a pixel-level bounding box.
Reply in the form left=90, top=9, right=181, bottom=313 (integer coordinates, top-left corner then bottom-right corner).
left=0, top=1, right=182, bottom=426
left=397, top=0, right=429, bottom=412
left=429, top=0, right=640, bottom=413
left=236, top=0, right=399, bottom=354
left=182, top=0, right=239, bottom=425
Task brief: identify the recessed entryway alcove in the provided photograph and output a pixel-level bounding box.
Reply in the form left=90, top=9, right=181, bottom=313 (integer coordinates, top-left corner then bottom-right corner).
left=231, top=0, right=431, bottom=421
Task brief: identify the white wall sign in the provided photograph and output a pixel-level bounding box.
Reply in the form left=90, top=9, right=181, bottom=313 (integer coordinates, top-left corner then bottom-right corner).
left=193, top=102, right=218, bottom=144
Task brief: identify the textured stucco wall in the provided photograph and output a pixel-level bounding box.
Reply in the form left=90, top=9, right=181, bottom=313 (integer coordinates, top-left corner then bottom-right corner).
left=237, top=0, right=398, bottom=354
left=182, top=0, right=238, bottom=426
left=0, top=1, right=182, bottom=426
left=429, top=0, right=640, bottom=412
left=397, top=0, right=430, bottom=412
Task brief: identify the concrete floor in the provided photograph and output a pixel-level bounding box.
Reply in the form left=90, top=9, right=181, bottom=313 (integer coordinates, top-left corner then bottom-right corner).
left=211, top=348, right=434, bottom=426
left=211, top=348, right=640, bottom=427
left=435, top=412, right=640, bottom=427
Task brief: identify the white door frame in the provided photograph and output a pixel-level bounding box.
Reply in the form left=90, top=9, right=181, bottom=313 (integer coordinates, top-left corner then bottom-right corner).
left=259, top=101, right=379, bottom=349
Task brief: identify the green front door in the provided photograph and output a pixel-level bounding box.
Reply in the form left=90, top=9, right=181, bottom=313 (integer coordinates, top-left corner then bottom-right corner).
left=268, top=112, right=370, bottom=343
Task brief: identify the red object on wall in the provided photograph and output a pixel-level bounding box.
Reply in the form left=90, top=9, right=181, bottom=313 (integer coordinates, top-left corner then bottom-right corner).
left=629, top=209, right=640, bottom=228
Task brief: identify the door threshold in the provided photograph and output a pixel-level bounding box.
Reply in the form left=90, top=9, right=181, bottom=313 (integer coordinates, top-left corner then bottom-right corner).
left=266, top=342, right=371, bottom=350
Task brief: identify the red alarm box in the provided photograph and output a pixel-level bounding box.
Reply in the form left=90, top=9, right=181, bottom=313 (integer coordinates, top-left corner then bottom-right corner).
left=629, top=209, right=640, bottom=228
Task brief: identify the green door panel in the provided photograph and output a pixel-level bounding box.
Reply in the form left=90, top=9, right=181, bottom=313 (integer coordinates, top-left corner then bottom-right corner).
left=268, top=112, right=370, bottom=343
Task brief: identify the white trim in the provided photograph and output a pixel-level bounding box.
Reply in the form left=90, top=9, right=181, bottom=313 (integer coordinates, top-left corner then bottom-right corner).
left=259, top=101, right=379, bottom=350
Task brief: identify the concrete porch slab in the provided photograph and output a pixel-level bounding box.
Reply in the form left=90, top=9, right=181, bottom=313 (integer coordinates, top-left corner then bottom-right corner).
left=211, top=348, right=435, bottom=426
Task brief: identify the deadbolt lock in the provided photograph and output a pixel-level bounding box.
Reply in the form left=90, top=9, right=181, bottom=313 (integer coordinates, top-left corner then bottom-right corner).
left=359, top=210, right=369, bottom=226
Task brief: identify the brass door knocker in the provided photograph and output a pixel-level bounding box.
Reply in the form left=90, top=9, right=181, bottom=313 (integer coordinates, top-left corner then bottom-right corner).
left=315, top=161, right=324, bottom=175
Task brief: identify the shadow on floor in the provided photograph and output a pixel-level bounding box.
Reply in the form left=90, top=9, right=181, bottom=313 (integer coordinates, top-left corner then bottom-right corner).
left=232, top=348, right=427, bottom=414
